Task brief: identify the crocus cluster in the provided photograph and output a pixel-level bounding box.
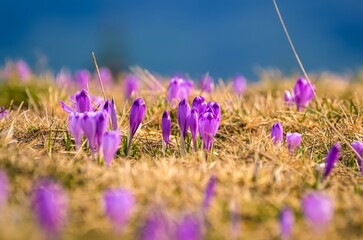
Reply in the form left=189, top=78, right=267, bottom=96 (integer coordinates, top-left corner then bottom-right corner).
left=199, top=74, right=214, bottom=93
left=123, top=74, right=140, bottom=100
left=167, top=77, right=193, bottom=105
left=285, top=77, right=315, bottom=111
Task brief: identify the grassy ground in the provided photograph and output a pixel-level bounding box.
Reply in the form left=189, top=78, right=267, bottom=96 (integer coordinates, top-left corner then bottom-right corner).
left=0, top=69, right=363, bottom=239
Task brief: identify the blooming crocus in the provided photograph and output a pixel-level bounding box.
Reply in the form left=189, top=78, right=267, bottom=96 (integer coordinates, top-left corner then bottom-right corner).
left=102, top=131, right=121, bottom=166
left=74, top=69, right=91, bottom=90
left=232, top=75, right=247, bottom=96
left=0, top=106, right=9, bottom=119
left=199, top=109, right=220, bottom=151
left=0, top=170, right=8, bottom=208
left=16, top=60, right=31, bottom=81
left=293, top=77, right=315, bottom=111
left=351, top=141, right=363, bottom=174
left=161, top=110, right=171, bottom=146
left=32, top=179, right=68, bottom=239
left=189, top=107, right=199, bottom=151
left=127, top=98, right=146, bottom=155
left=167, top=77, right=193, bottom=105
left=104, top=188, right=134, bottom=231
left=279, top=207, right=294, bottom=240
left=271, top=122, right=283, bottom=145
left=124, top=74, right=140, bottom=100
left=323, top=143, right=341, bottom=181
left=80, top=112, right=97, bottom=154
left=68, top=113, right=83, bottom=149
left=202, top=174, right=217, bottom=212
left=176, top=214, right=201, bottom=240
left=75, top=89, right=92, bottom=113
left=199, top=74, right=214, bottom=93
left=302, top=192, right=334, bottom=232
left=192, top=96, right=207, bottom=115
left=177, top=98, right=191, bottom=154
left=111, top=98, right=118, bottom=130
left=286, top=132, right=302, bottom=153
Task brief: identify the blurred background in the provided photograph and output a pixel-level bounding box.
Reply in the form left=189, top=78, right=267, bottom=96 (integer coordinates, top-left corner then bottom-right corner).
left=1, top=0, right=363, bottom=80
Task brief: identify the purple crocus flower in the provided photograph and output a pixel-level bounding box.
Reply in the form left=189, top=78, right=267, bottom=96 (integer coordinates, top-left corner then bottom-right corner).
left=140, top=210, right=173, bottom=240
left=232, top=75, right=247, bottom=96
left=32, top=179, right=68, bottom=238
left=207, top=102, right=221, bottom=133
left=202, top=174, right=217, bottom=212
left=161, top=110, right=171, bottom=146
left=189, top=107, right=199, bottom=151
left=192, top=96, right=207, bottom=115
left=199, top=74, right=214, bottom=93
left=68, top=113, right=83, bottom=149
left=74, top=69, right=91, bottom=90
left=16, top=60, right=31, bottom=81
left=323, top=143, right=341, bottom=181
left=124, top=74, right=140, bottom=100
left=167, top=77, right=193, bottom=105
left=102, top=131, right=121, bottom=166
left=293, top=77, right=315, bottom=111
left=0, top=170, right=9, bottom=208
left=127, top=98, right=146, bottom=154
left=284, top=90, right=294, bottom=107
left=0, top=106, right=9, bottom=119
left=104, top=188, right=134, bottom=231
left=177, top=98, right=191, bottom=154
left=199, top=109, right=220, bottom=151
left=302, top=192, right=334, bottom=232
left=286, top=132, right=302, bottom=153
left=80, top=112, right=97, bottom=154
left=351, top=141, right=363, bottom=174
left=279, top=207, right=294, bottom=240
left=271, top=122, right=283, bottom=145
left=95, top=110, right=109, bottom=152
left=75, top=89, right=93, bottom=113
left=98, top=67, right=113, bottom=88
left=176, top=214, right=201, bottom=240
left=111, top=98, right=118, bottom=130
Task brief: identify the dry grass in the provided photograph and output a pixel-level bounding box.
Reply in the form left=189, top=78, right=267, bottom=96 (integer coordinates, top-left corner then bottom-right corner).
left=0, top=69, right=363, bottom=239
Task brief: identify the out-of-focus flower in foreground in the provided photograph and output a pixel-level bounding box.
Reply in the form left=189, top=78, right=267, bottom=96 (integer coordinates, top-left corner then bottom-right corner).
left=140, top=210, right=173, bottom=240
left=0, top=170, right=8, bottom=208
left=286, top=132, right=302, bottom=153
left=302, top=192, right=334, bottom=232
left=232, top=75, right=247, bottom=96
left=279, top=207, right=294, bottom=240
left=202, top=174, right=217, bottom=212
left=323, top=143, right=341, bottom=181
left=271, top=122, right=283, bottom=145
left=32, top=179, right=68, bottom=239
left=175, top=214, right=201, bottom=240
left=293, top=77, right=315, bottom=111
left=102, top=131, right=121, bottom=166
left=127, top=98, right=146, bottom=155
left=123, top=74, right=140, bottom=100
left=351, top=141, right=363, bottom=174
left=104, top=188, right=134, bottom=232
left=199, top=74, right=214, bottom=93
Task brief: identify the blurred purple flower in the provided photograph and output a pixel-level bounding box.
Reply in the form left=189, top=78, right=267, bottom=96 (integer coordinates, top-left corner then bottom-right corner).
left=140, top=210, right=173, bottom=240
left=124, top=74, right=140, bottom=100
left=284, top=90, right=294, bottom=107
left=286, top=132, right=302, bottom=153
left=98, top=67, right=113, bottom=88
left=199, top=109, right=220, bottom=151
left=177, top=98, right=191, bottom=154
left=0, top=170, right=9, bottom=207
left=351, top=141, right=363, bottom=174
left=68, top=112, right=83, bottom=149
left=102, top=131, right=121, bottom=166
left=161, top=110, right=171, bottom=146
left=0, top=106, right=9, bottom=119
left=232, top=75, right=247, bottom=96
left=127, top=98, right=146, bottom=154
left=111, top=98, right=118, bottom=130
left=189, top=107, right=199, bottom=151
left=302, top=192, right=334, bottom=232
left=104, top=188, right=134, bottom=231
left=176, top=214, right=201, bottom=240
left=167, top=77, right=193, bottom=104
left=74, top=69, right=91, bottom=90
left=32, top=179, right=68, bottom=238
left=199, top=74, right=214, bottom=93
left=16, top=60, right=31, bottom=82
left=279, top=207, right=294, bottom=240
left=323, top=143, right=341, bottom=181
left=55, top=69, right=72, bottom=87
left=192, top=96, right=207, bottom=115
left=293, top=77, right=315, bottom=111
left=202, top=174, right=217, bottom=212
left=271, top=122, right=283, bottom=145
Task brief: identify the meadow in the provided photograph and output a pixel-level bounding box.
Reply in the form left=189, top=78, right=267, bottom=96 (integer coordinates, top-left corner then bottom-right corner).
left=0, top=63, right=363, bottom=240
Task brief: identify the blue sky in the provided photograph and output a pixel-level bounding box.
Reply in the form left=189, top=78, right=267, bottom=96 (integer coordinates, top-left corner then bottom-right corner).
left=1, top=1, right=363, bottom=80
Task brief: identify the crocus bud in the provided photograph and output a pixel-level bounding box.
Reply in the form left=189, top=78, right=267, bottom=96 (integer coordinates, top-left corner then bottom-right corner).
left=176, top=214, right=201, bottom=240
left=199, top=110, right=220, bottom=151
left=271, top=122, right=283, bottom=145
left=351, top=141, right=363, bottom=174
left=293, top=77, right=315, bottom=111
left=177, top=99, right=191, bottom=154
left=279, top=207, right=294, bottom=240
left=111, top=98, right=118, bottom=130
left=192, top=96, right=207, bottom=115
left=32, top=179, right=68, bottom=238
left=302, top=192, right=333, bottom=232
left=284, top=90, right=294, bottom=107
left=207, top=102, right=221, bottom=134
left=80, top=112, right=97, bottom=154
left=102, top=131, right=121, bottom=166
left=0, top=170, right=9, bottom=208
left=232, top=75, right=247, bottom=96
left=189, top=107, right=199, bottom=151
left=74, top=69, right=91, bottom=90
left=95, top=110, right=109, bottom=152
left=75, top=89, right=92, bottom=113
left=124, top=74, right=140, bottom=100
left=161, top=111, right=171, bottom=145
left=104, top=188, right=134, bottom=231
left=202, top=175, right=217, bottom=212
left=323, top=143, right=341, bottom=181
left=68, top=113, right=83, bottom=149
left=286, top=132, right=302, bottom=153
left=128, top=98, right=146, bottom=154
left=199, top=74, right=214, bottom=93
